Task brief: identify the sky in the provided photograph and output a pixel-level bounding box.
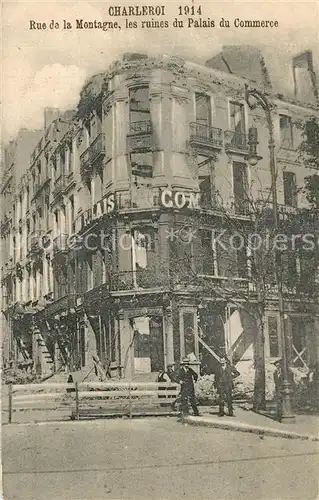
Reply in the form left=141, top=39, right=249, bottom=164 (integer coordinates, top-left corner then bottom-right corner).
left=2, top=0, right=318, bottom=142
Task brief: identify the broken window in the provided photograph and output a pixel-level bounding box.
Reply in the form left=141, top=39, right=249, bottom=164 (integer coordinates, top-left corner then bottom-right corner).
left=195, top=93, right=211, bottom=127
left=215, top=230, right=247, bottom=278
left=283, top=171, right=297, bottom=207
left=280, top=115, right=294, bottom=149
left=198, top=156, right=214, bottom=208
left=233, top=162, right=249, bottom=214
left=129, top=86, right=151, bottom=130
left=132, top=227, right=157, bottom=287
left=183, top=312, right=196, bottom=358
left=130, top=153, right=153, bottom=179
left=305, top=119, right=319, bottom=158
left=87, top=253, right=93, bottom=291
left=268, top=316, right=279, bottom=357
left=230, top=102, right=245, bottom=134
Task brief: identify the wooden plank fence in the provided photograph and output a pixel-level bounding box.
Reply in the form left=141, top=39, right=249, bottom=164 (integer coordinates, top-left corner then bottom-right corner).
left=5, top=382, right=180, bottom=423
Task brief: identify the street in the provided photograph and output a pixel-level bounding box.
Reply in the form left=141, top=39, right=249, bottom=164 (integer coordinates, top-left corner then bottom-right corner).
left=2, top=417, right=318, bottom=500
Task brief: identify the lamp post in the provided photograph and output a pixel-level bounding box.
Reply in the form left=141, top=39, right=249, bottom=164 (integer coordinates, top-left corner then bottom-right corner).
left=245, top=85, right=295, bottom=423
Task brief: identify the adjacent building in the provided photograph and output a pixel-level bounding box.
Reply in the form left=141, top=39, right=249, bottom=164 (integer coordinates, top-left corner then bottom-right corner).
left=1, top=47, right=318, bottom=380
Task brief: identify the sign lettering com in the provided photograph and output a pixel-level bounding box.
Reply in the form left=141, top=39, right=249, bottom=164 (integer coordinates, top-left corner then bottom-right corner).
left=160, top=189, right=201, bottom=210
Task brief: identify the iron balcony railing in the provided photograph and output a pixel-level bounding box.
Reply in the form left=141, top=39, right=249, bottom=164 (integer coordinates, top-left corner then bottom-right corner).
left=53, top=233, right=69, bottom=254
left=44, top=293, right=78, bottom=317
left=80, top=133, right=106, bottom=175
left=233, top=199, right=251, bottom=216
left=90, top=133, right=106, bottom=163
left=83, top=282, right=110, bottom=311
left=111, top=269, right=169, bottom=291
left=224, top=130, right=249, bottom=153
left=52, top=174, right=66, bottom=198
left=27, top=232, right=44, bottom=254
left=33, top=171, right=51, bottom=199
left=196, top=274, right=251, bottom=294
left=80, top=146, right=91, bottom=169
left=189, top=122, right=223, bottom=149
left=129, top=120, right=152, bottom=135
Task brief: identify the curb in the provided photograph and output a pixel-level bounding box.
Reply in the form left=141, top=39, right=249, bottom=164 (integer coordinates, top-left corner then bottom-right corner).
left=184, top=416, right=318, bottom=441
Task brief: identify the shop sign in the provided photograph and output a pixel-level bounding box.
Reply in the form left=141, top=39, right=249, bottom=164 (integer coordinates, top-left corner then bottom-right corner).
left=92, top=194, right=115, bottom=220
left=160, top=189, right=200, bottom=210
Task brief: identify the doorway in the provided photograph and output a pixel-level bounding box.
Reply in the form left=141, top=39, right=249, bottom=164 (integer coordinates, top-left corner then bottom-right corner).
left=133, top=316, right=164, bottom=373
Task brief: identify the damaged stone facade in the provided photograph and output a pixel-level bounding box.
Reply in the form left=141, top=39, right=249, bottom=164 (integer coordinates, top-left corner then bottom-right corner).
left=1, top=48, right=318, bottom=380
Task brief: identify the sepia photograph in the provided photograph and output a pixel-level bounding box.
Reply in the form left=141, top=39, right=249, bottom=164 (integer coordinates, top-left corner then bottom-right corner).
left=1, top=1, right=318, bottom=498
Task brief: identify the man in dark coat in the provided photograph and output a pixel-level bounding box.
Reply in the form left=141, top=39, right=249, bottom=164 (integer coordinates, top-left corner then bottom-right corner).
left=214, top=356, right=240, bottom=417
left=178, top=358, right=199, bottom=416
left=157, top=364, right=177, bottom=406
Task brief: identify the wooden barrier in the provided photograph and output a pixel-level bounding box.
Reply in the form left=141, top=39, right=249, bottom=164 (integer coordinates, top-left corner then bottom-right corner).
left=6, top=381, right=180, bottom=423
left=74, top=381, right=179, bottom=420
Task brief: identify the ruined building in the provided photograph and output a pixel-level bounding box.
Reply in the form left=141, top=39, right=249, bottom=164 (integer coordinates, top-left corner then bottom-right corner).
left=1, top=47, right=318, bottom=380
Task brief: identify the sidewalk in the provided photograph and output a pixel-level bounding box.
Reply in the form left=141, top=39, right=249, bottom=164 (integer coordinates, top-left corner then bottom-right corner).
left=184, top=405, right=319, bottom=441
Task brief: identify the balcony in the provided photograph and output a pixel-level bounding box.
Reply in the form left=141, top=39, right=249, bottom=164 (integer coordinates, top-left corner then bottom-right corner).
left=233, top=199, right=251, bottom=217
left=80, top=147, right=91, bottom=172
left=224, top=131, right=249, bottom=155
left=32, top=172, right=51, bottom=199
left=52, top=174, right=66, bottom=199
left=53, top=233, right=69, bottom=256
left=80, top=133, right=106, bottom=178
left=90, top=133, right=106, bottom=164
left=27, top=232, right=44, bottom=255
left=83, top=282, right=110, bottom=312
left=196, top=275, right=251, bottom=295
left=189, top=122, right=223, bottom=152
left=111, top=269, right=169, bottom=291
left=44, top=293, right=78, bottom=318
left=127, top=120, right=153, bottom=153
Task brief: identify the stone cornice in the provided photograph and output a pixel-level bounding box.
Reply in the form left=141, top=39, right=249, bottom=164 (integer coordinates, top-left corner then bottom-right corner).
left=105, top=54, right=318, bottom=113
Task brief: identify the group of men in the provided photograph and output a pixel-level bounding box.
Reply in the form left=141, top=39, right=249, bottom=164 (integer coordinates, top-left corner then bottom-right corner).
left=157, top=355, right=240, bottom=417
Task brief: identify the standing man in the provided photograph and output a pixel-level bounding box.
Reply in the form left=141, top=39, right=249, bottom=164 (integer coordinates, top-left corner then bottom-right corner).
left=215, top=356, right=240, bottom=417
left=178, top=358, right=199, bottom=417
left=157, top=364, right=177, bottom=406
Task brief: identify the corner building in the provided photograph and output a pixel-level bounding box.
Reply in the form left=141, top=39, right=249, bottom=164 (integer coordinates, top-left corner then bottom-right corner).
left=1, top=48, right=318, bottom=380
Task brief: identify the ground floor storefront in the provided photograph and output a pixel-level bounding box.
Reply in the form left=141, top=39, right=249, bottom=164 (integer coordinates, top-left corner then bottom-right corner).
left=30, top=294, right=319, bottom=380
left=3, top=292, right=318, bottom=383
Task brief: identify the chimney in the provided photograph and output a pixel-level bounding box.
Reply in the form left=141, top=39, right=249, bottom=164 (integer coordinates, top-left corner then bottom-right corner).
left=44, top=108, right=60, bottom=130
left=292, top=51, right=318, bottom=105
